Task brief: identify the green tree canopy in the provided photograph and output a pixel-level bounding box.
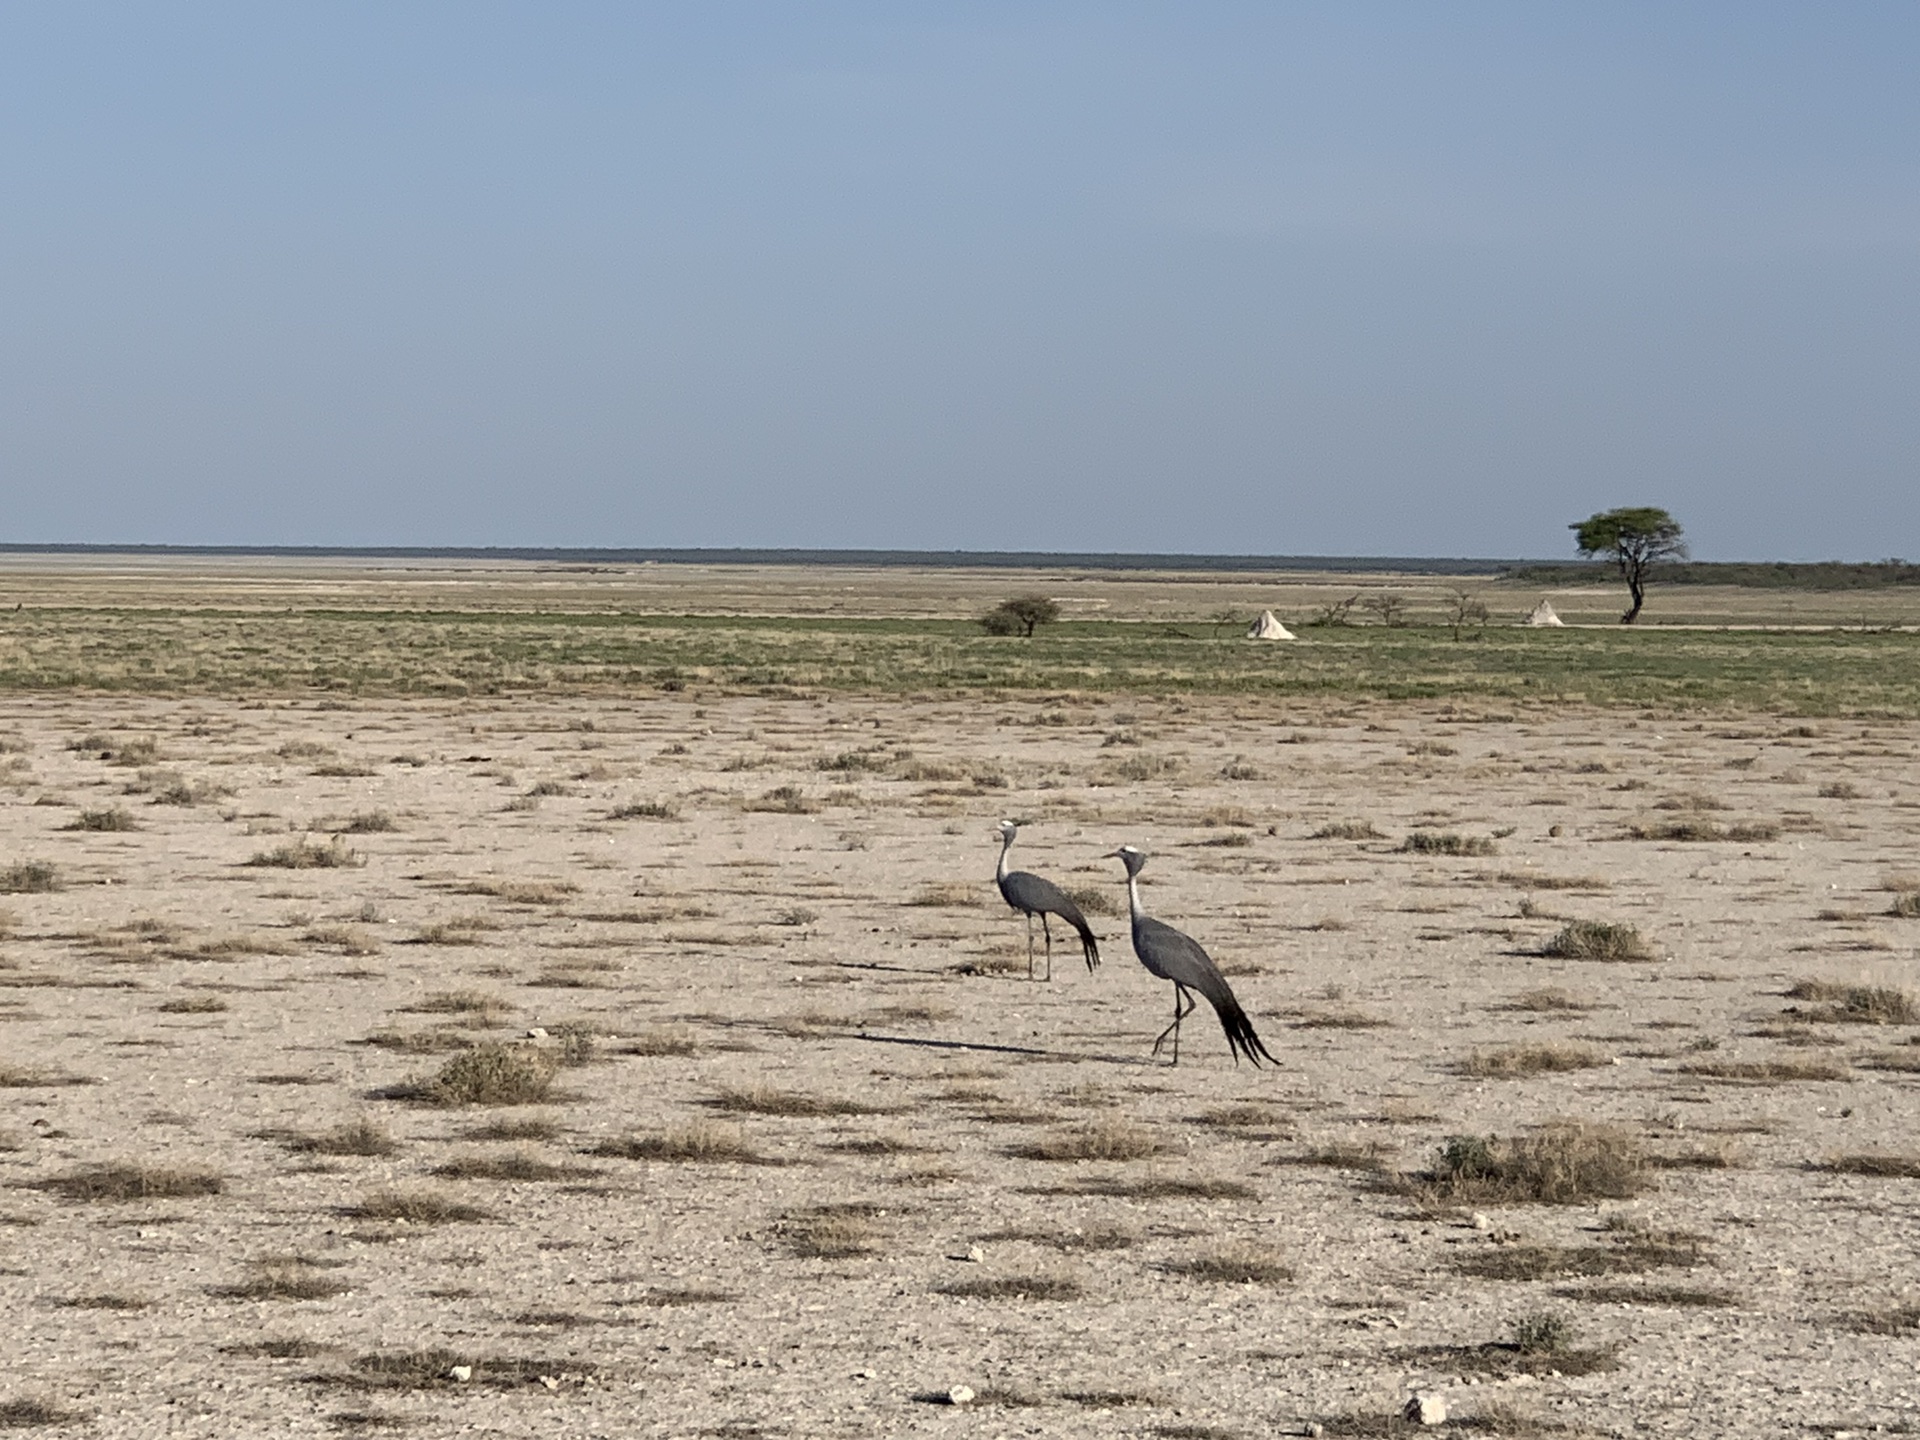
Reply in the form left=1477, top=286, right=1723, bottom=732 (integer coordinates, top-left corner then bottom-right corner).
left=979, top=594, right=1061, bottom=637
left=1571, top=507, right=1687, bottom=624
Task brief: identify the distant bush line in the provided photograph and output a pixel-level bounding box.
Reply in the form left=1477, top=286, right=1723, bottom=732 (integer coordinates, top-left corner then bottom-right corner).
left=1503, top=561, right=1920, bottom=591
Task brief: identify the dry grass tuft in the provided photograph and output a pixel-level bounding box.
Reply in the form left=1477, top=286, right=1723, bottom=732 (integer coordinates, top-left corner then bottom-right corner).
left=0, top=1398, right=87, bottom=1428
left=1498, top=871, right=1609, bottom=891
left=405, top=990, right=511, bottom=1017
left=340, top=1190, right=491, bottom=1224
left=1400, top=830, right=1495, bottom=856
left=1462, top=1043, right=1612, bottom=1078
left=430, top=1150, right=602, bottom=1182
left=63, top=807, right=137, bottom=832
left=747, top=784, right=816, bottom=814
left=246, top=837, right=359, bottom=870
left=976, top=1225, right=1136, bottom=1252
left=1817, top=1153, right=1920, bottom=1179
left=396, top=1045, right=557, bottom=1107
left=158, top=994, right=228, bottom=1015
left=0, top=861, right=58, bottom=894
left=1404, top=1124, right=1648, bottom=1206
left=1313, top=820, right=1383, bottom=840
left=705, top=1084, right=894, bottom=1117
left=1783, top=978, right=1919, bottom=1024
left=278, top=1119, right=398, bottom=1157
left=1677, top=1057, right=1849, bottom=1083
left=454, top=878, right=578, bottom=905
left=1629, top=819, right=1780, bottom=842
left=1500, top=988, right=1595, bottom=1013
left=0, top=1065, right=91, bottom=1089
left=1160, top=1245, right=1294, bottom=1285
left=1049, top=1176, right=1257, bottom=1202
left=35, top=1163, right=224, bottom=1203
left=906, top=882, right=981, bottom=909
left=213, top=1257, right=353, bottom=1301
left=1455, top=1226, right=1707, bottom=1280
left=1006, top=1120, right=1164, bottom=1162
left=609, top=800, right=678, bottom=820
left=590, top=1124, right=778, bottom=1165
left=935, top=1274, right=1084, bottom=1301
left=778, top=1203, right=886, bottom=1259
left=1540, top=921, right=1654, bottom=961
left=619, top=1027, right=700, bottom=1057
left=336, top=1349, right=600, bottom=1391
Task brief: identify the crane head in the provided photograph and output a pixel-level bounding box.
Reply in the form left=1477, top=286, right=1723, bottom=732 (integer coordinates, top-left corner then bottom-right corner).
left=995, top=818, right=1020, bottom=841
left=1105, top=845, right=1148, bottom=877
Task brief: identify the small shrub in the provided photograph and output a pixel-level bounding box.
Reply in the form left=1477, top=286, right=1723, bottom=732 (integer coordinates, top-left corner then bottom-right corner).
left=36, top=1164, right=224, bottom=1202
left=1160, top=1246, right=1294, bottom=1285
left=1629, top=820, right=1780, bottom=842
left=337, top=811, right=396, bottom=834
left=705, top=1084, right=892, bottom=1117
left=341, top=1190, right=490, bottom=1224
left=429, top=1151, right=600, bottom=1182
left=0, top=861, right=57, bottom=893
left=1677, top=1057, right=1849, bottom=1082
left=158, top=995, right=228, bottom=1015
left=1409, top=1123, right=1648, bottom=1205
left=245, top=838, right=359, bottom=870
left=1784, top=979, right=1918, bottom=1024
left=1541, top=921, right=1654, bottom=962
left=590, top=1125, right=776, bottom=1165
left=1005, top=1121, right=1164, bottom=1162
left=1399, top=831, right=1495, bottom=856
left=747, top=785, right=815, bottom=814
left=1892, top=892, right=1920, bottom=919
left=213, top=1258, right=352, bottom=1301
left=1461, top=1043, right=1611, bottom=1078
left=63, top=808, right=137, bottom=832
left=935, top=1274, right=1082, bottom=1300
left=279, top=1119, right=398, bottom=1157
left=1508, top=1311, right=1574, bottom=1354
left=1818, top=1153, right=1920, bottom=1179
left=1313, top=820, right=1382, bottom=840
left=779, top=1203, right=884, bottom=1259
left=405, top=1045, right=556, bottom=1107
left=609, top=801, right=677, bottom=820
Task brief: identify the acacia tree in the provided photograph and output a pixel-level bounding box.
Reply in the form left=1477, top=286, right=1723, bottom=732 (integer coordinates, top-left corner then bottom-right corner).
left=1571, top=507, right=1687, bottom=624
left=979, top=594, right=1060, bottom=637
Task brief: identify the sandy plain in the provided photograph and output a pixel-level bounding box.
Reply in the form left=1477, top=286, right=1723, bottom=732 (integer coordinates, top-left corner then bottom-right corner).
left=1, top=676, right=1918, bottom=1439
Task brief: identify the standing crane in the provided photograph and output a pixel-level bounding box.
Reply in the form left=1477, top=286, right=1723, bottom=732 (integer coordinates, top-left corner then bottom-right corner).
left=1106, top=845, right=1275, bottom=1066
left=993, top=820, right=1100, bottom=981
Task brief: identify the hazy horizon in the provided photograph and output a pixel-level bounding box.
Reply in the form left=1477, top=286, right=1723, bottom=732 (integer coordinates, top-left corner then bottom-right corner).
left=4, top=5, right=1915, bottom=560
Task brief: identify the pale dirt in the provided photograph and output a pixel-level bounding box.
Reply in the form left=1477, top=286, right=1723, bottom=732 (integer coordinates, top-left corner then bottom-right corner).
left=2, top=692, right=1918, bottom=1438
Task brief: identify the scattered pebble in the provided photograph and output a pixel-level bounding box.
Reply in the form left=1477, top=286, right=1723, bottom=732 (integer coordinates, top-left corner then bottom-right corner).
left=1404, top=1393, right=1447, bottom=1426
left=946, top=1386, right=975, bottom=1406
left=447, top=1365, right=471, bottom=1383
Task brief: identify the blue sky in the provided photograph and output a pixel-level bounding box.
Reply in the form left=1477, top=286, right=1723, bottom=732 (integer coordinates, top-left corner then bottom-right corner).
left=3, top=3, right=1915, bottom=558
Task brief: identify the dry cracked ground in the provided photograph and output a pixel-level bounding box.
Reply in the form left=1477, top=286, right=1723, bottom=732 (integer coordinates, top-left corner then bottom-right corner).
left=1, top=694, right=1918, bottom=1438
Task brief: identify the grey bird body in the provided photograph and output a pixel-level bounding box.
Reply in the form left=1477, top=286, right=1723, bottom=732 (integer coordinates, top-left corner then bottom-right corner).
left=1110, top=846, right=1275, bottom=1066
left=994, top=821, right=1100, bottom=980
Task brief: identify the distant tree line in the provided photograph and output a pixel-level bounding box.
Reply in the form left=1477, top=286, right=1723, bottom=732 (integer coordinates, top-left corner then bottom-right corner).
left=1503, top=559, right=1920, bottom=590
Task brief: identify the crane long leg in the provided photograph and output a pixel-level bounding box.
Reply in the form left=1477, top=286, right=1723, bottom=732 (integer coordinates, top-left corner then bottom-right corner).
left=1151, top=984, right=1196, bottom=1065
left=1041, top=914, right=1054, bottom=982
left=1024, top=912, right=1035, bottom=979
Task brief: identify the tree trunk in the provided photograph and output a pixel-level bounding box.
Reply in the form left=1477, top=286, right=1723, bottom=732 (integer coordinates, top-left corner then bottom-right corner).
left=1621, top=575, right=1645, bottom=624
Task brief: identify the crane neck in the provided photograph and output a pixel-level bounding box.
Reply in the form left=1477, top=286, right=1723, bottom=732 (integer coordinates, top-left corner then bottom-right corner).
left=995, top=834, right=1012, bottom=883
left=1125, top=873, right=1145, bottom=922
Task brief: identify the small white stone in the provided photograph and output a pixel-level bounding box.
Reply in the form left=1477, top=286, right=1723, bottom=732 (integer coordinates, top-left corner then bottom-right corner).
left=1470, top=1212, right=1493, bottom=1230
left=447, top=1365, right=472, bottom=1383
left=946, top=1386, right=975, bottom=1406
left=1403, top=1393, right=1447, bottom=1426
left=527, top=1027, right=549, bottom=1039
left=965, top=1246, right=985, bottom=1263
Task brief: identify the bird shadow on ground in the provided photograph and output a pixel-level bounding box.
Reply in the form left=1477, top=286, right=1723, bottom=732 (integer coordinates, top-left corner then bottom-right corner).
left=854, top=1032, right=1155, bottom=1067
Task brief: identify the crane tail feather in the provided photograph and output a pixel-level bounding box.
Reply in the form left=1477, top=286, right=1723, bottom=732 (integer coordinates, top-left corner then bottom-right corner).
left=1210, top=992, right=1277, bottom=1067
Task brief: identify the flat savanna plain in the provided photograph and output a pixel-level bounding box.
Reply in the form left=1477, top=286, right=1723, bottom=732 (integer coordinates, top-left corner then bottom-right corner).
left=2, top=561, right=1919, bottom=1438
